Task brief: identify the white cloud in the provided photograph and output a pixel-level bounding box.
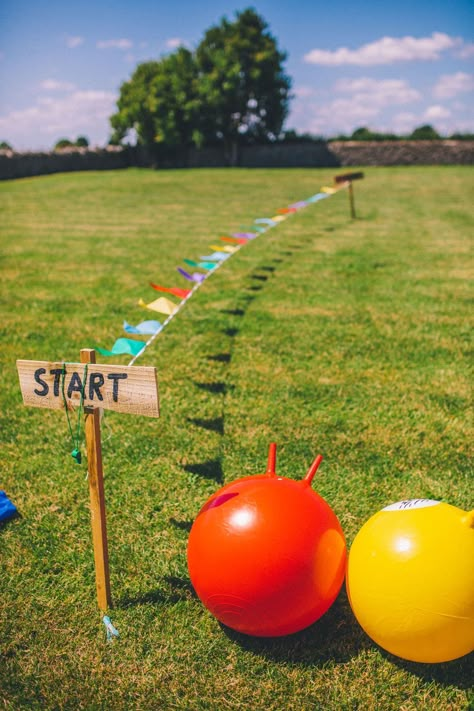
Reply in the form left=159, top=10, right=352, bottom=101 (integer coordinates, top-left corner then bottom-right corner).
left=335, top=77, right=421, bottom=104
left=66, top=36, right=84, bottom=49
left=290, top=77, right=422, bottom=136
left=455, top=42, right=474, bottom=59
left=166, top=37, right=189, bottom=49
left=40, top=79, right=76, bottom=92
left=424, top=105, right=452, bottom=120
left=433, top=72, right=474, bottom=98
left=97, top=39, right=133, bottom=50
left=304, top=32, right=458, bottom=66
left=0, top=90, right=117, bottom=150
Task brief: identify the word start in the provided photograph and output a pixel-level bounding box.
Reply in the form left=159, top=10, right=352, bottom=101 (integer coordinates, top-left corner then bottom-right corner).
left=34, top=368, right=127, bottom=403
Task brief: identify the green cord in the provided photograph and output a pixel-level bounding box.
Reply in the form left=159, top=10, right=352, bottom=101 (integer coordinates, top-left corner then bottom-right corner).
left=61, top=363, right=88, bottom=464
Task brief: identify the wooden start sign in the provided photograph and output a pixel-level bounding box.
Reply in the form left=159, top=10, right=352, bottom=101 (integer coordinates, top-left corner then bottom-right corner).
left=334, top=171, right=364, bottom=184
left=16, top=348, right=159, bottom=612
left=17, top=360, right=159, bottom=418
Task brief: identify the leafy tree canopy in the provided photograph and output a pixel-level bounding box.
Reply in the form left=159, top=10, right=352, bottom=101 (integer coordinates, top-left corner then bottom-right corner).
left=409, top=124, right=441, bottom=140
left=109, top=8, right=291, bottom=160
left=195, top=8, right=291, bottom=151
left=111, top=49, right=201, bottom=149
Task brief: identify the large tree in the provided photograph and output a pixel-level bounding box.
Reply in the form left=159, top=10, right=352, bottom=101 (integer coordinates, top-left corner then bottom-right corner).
left=196, top=8, right=292, bottom=163
left=109, top=9, right=291, bottom=163
left=110, top=47, right=202, bottom=150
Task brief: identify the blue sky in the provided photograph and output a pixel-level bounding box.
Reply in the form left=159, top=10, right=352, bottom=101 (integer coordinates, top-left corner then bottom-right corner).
left=0, top=0, right=472, bottom=150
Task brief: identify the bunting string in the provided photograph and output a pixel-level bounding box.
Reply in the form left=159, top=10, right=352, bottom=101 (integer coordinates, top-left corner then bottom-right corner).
left=93, top=181, right=349, bottom=366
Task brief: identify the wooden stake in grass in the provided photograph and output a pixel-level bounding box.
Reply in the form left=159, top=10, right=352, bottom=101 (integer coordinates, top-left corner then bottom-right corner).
left=334, top=171, right=364, bottom=219
left=17, top=349, right=160, bottom=611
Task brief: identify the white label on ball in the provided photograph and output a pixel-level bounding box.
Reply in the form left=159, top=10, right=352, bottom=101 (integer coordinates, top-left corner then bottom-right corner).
left=382, top=499, right=441, bottom=511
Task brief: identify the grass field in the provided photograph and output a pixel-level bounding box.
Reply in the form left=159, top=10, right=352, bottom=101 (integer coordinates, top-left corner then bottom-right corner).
left=0, top=166, right=473, bottom=710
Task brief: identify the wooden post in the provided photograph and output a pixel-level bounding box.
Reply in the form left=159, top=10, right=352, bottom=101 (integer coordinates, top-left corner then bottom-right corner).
left=334, top=172, right=364, bottom=220
left=348, top=181, right=356, bottom=219
left=80, top=348, right=112, bottom=611
left=17, top=354, right=159, bottom=609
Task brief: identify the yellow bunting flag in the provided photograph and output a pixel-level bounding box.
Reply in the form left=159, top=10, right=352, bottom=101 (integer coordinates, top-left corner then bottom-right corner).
left=138, top=296, right=177, bottom=315
left=210, top=244, right=239, bottom=253
left=321, top=186, right=337, bottom=194
left=271, top=215, right=287, bottom=222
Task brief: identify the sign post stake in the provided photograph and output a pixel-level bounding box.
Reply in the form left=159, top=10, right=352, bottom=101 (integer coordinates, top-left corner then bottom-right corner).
left=80, top=348, right=112, bottom=611
left=348, top=180, right=356, bottom=219
left=17, top=351, right=160, bottom=612
left=334, top=171, right=364, bottom=219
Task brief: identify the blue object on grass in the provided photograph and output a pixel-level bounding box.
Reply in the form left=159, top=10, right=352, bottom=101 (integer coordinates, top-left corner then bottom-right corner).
left=0, top=491, right=18, bottom=522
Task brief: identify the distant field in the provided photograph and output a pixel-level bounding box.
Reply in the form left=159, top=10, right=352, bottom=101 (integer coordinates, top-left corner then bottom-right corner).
left=0, top=166, right=472, bottom=710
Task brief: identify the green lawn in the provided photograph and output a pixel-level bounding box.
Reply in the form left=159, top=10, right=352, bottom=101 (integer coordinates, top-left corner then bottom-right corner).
left=0, top=166, right=472, bottom=710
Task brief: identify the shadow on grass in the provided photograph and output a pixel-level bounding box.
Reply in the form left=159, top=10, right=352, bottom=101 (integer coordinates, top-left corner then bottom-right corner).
left=221, top=308, right=246, bottom=316
left=182, top=459, right=224, bottom=483
left=169, top=517, right=193, bottom=532
left=187, top=416, right=224, bottom=435
left=207, top=352, right=232, bottom=363
left=194, top=381, right=228, bottom=395
left=222, top=327, right=239, bottom=338
left=220, top=588, right=371, bottom=666
left=384, top=651, right=474, bottom=690
left=117, top=576, right=197, bottom=608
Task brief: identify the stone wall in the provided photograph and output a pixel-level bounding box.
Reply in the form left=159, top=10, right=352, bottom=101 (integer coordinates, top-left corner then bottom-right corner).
left=328, top=140, right=474, bottom=166
left=1, top=140, right=472, bottom=180
left=0, top=146, right=133, bottom=180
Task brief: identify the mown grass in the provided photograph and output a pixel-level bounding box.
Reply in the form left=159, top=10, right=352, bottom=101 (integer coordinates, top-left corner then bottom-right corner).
left=0, top=166, right=472, bottom=710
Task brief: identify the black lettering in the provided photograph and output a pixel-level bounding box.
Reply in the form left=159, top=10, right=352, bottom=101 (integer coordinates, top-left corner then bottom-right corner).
left=67, top=372, right=84, bottom=399
left=89, top=373, right=104, bottom=401
left=50, top=368, right=64, bottom=397
left=34, top=368, right=48, bottom=396
left=107, top=373, right=128, bottom=402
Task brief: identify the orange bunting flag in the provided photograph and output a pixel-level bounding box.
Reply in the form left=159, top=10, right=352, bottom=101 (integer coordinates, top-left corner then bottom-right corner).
left=138, top=296, right=177, bottom=315
left=150, top=283, right=191, bottom=298
left=220, top=236, right=247, bottom=245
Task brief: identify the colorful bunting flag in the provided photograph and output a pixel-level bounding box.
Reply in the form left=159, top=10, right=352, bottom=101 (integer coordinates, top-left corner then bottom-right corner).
left=254, top=218, right=277, bottom=226
left=198, top=262, right=217, bottom=271
left=221, top=236, right=247, bottom=245
left=210, top=245, right=239, bottom=253
left=307, top=193, right=328, bottom=203
left=240, top=225, right=266, bottom=233
left=97, top=338, right=145, bottom=357
left=288, top=201, right=308, bottom=209
left=95, top=182, right=345, bottom=363
left=178, top=267, right=206, bottom=283
left=150, top=283, right=191, bottom=298
left=200, top=252, right=229, bottom=261
left=138, top=296, right=177, bottom=315
left=123, top=320, right=162, bottom=335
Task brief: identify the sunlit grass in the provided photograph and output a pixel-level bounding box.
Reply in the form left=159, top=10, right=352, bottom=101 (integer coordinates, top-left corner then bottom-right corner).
left=0, top=166, right=472, bottom=710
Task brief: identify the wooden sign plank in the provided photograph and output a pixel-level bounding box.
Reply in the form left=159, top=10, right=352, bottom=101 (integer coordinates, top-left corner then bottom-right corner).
left=334, top=171, right=364, bottom=184
left=16, top=359, right=159, bottom=418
